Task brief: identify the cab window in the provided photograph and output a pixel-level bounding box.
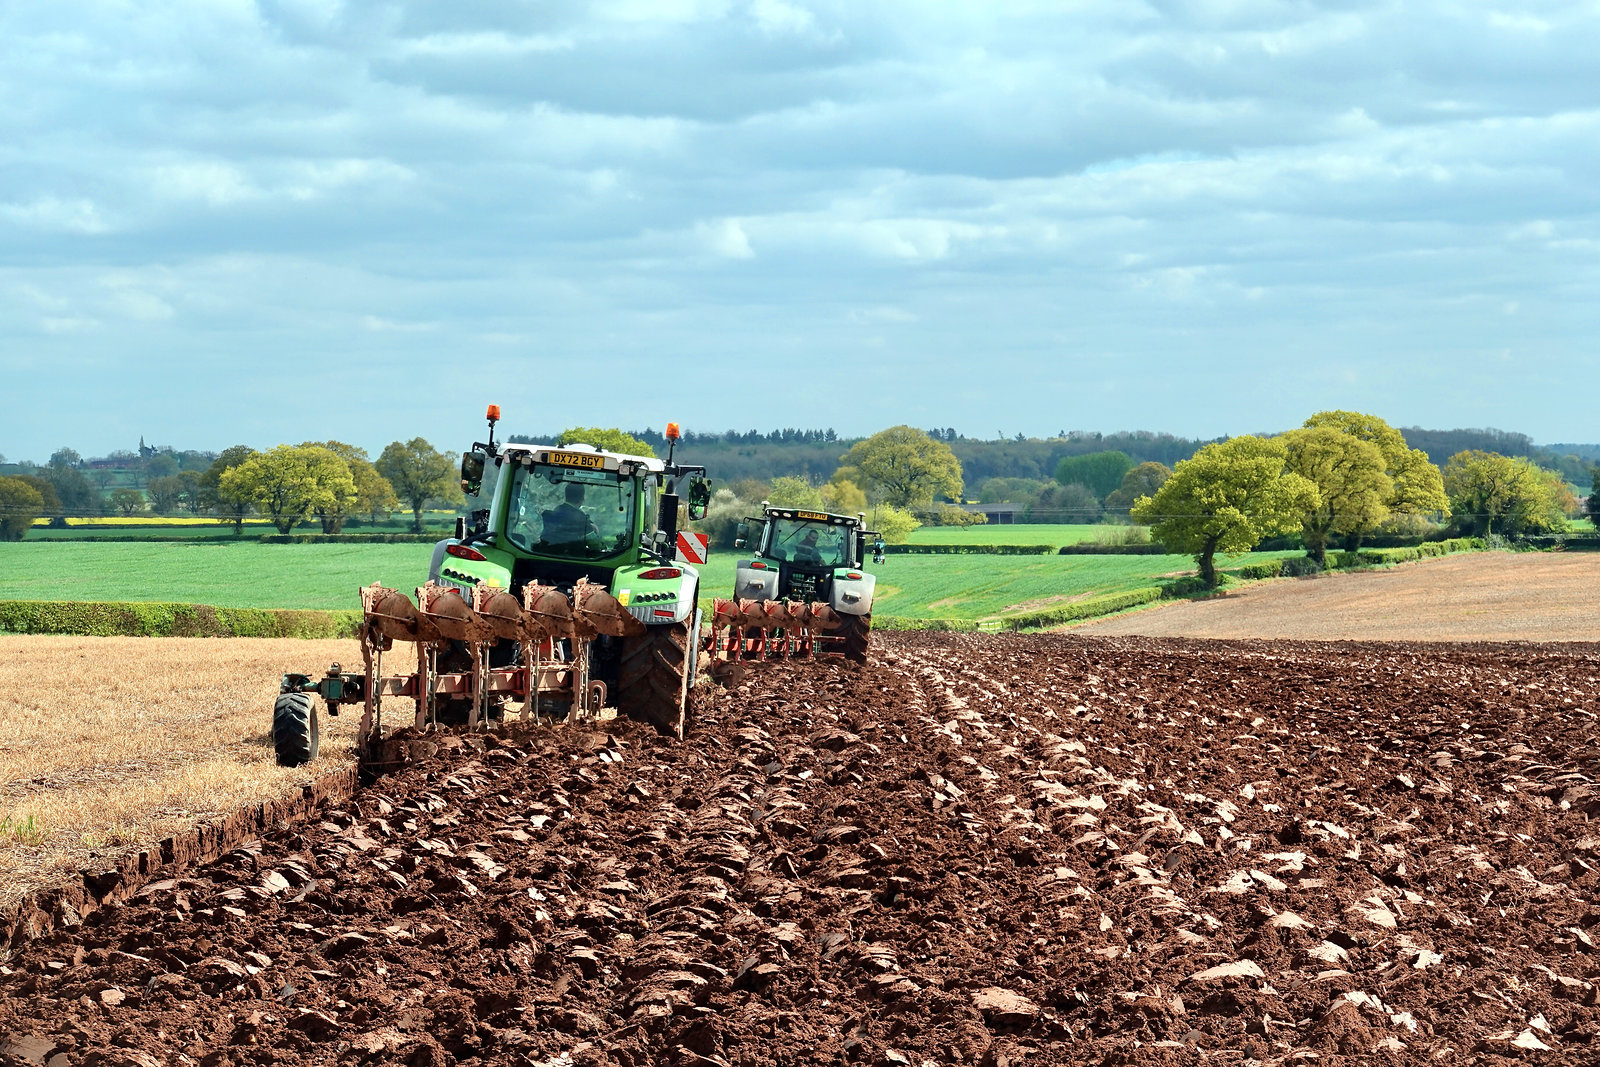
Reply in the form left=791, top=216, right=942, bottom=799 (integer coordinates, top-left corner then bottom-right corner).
left=768, top=519, right=847, bottom=567
left=505, top=465, right=634, bottom=559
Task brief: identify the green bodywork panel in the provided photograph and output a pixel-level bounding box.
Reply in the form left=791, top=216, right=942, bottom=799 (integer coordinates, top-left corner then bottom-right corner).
left=435, top=546, right=514, bottom=598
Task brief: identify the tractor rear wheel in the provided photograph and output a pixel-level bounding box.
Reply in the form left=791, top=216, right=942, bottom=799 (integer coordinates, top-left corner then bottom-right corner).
left=618, top=621, right=692, bottom=736
left=840, top=613, right=871, bottom=664
left=273, top=692, right=320, bottom=767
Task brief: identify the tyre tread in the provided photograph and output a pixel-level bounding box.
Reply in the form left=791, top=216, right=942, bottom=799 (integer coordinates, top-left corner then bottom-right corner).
left=272, top=692, right=320, bottom=767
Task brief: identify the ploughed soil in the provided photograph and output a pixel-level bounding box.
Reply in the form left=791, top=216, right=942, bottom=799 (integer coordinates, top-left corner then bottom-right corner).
left=7, top=632, right=1600, bottom=1066
left=1078, top=552, right=1600, bottom=642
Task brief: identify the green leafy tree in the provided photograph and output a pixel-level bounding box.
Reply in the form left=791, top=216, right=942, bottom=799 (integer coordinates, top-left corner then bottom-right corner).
left=1028, top=483, right=1101, bottom=522
left=202, top=446, right=258, bottom=534
left=376, top=438, right=457, bottom=533
left=302, top=440, right=399, bottom=533
left=221, top=445, right=358, bottom=535
left=143, top=452, right=179, bottom=481
left=146, top=475, right=185, bottom=516
left=978, top=477, right=1050, bottom=504
left=177, top=470, right=206, bottom=514
left=1053, top=451, right=1134, bottom=499
left=840, top=426, right=962, bottom=508
left=43, top=465, right=96, bottom=524
left=920, top=502, right=987, bottom=526
left=870, top=503, right=921, bottom=544
left=48, top=447, right=82, bottom=470
left=15, top=476, right=63, bottom=527
left=1302, top=410, right=1447, bottom=546
left=698, top=488, right=751, bottom=549
left=1442, top=451, right=1572, bottom=537
left=821, top=477, right=868, bottom=515
left=1132, top=436, right=1318, bottom=587
left=1282, top=427, right=1391, bottom=567
left=1588, top=468, right=1600, bottom=528
left=108, top=488, right=145, bottom=516
left=1103, top=462, right=1172, bottom=514
left=766, top=476, right=826, bottom=510
left=0, top=477, right=45, bottom=541
left=557, top=427, right=656, bottom=458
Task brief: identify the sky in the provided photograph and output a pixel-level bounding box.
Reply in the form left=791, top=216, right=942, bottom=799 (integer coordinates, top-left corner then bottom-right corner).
left=3, top=0, right=1598, bottom=462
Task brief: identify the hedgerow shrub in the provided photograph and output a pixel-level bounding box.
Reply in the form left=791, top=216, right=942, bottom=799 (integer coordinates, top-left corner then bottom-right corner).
left=0, top=601, right=361, bottom=638
left=886, top=544, right=1055, bottom=555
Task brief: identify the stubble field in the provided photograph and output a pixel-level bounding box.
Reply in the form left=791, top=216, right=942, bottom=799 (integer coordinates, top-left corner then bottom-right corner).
left=1078, top=552, right=1600, bottom=642
left=0, top=636, right=360, bottom=910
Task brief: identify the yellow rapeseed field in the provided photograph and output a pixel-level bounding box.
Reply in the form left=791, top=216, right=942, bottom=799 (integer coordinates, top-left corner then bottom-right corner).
left=0, top=635, right=361, bottom=909
left=30, top=516, right=276, bottom=526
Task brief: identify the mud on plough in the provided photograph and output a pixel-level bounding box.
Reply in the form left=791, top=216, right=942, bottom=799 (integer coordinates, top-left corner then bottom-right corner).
left=707, top=596, right=853, bottom=681
left=281, top=578, right=666, bottom=771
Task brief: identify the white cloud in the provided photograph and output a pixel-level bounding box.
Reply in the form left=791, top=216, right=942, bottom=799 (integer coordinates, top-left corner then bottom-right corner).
left=1, top=197, right=111, bottom=234
left=41, top=315, right=99, bottom=334
left=696, top=217, right=755, bottom=258
left=394, top=31, right=574, bottom=59
left=155, top=162, right=260, bottom=206
left=362, top=315, right=437, bottom=331
left=749, top=0, right=816, bottom=36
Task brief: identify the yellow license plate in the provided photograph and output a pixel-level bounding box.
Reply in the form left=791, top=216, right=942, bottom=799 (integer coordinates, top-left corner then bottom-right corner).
left=796, top=510, right=828, bottom=521
left=547, top=451, right=605, bottom=470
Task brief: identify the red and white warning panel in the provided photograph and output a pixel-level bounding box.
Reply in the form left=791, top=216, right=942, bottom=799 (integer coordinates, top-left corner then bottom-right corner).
left=675, top=531, right=710, bottom=565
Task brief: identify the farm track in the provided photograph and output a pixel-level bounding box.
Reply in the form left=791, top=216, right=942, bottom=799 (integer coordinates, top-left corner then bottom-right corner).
left=6, top=633, right=1600, bottom=1065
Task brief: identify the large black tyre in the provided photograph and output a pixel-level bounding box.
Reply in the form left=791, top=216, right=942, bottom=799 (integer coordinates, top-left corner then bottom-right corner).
left=839, top=612, right=871, bottom=664
left=273, top=692, right=320, bottom=767
left=617, top=621, right=692, bottom=736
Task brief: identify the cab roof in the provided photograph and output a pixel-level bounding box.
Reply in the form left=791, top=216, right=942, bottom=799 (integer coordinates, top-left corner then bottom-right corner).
left=500, top=441, right=666, bottom=473
left=762, top=505, right=863, bottom=527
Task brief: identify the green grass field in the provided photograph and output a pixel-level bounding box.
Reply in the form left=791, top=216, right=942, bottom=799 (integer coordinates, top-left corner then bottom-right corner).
left=0, top=540, right=1305, bottom=621
left=905, top=523, right=1110, bottom=547
left=0, top=543, right=436, bottom=610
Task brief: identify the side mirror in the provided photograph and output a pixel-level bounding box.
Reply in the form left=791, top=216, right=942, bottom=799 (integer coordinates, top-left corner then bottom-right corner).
left=734, top=522, right=749, bottom=550
left=873, top=537, right=886, bottom=565
left=460, top=451, right=486, bottom=496
left=687, top=477, right=712, bottom=521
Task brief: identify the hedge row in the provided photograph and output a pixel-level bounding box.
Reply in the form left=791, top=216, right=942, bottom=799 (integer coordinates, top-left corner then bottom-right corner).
left=1513, top=535, right=1600, bottom=550
left=258, top=533, right=444, bottom=544
left=23, top=531, right=450, bottom=544
left=873, top=616, right=982, bottom=632
left=1057, top=544, right=1169, bottom=555
left=884, top=544, right=1055, bottom=555
left=1223, top=537, right=1483, bottom=582
left=25, top=535, right=228, bottom=544
left=0, top=600, right=362, bottom=638
left=994, top=586, right=1167, bottom=630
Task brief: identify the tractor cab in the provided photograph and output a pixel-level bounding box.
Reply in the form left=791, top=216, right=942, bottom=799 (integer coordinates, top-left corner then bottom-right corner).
left=447, top=420, right=711, bottom=608
left=715, top=505, right=883, bottom=664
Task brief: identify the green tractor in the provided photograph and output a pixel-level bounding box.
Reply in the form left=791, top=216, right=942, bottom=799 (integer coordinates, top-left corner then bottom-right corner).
left=271, top=408, right=713, bottom=766
left=708, top=505, right=884, bottom=665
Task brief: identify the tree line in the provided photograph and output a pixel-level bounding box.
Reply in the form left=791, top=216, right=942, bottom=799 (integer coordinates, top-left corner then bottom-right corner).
left=1126, top=411, right=1584, bottom=587
left=2, top=418, right=1593, bottom=551
left=0, top=439, right=462, bottom=540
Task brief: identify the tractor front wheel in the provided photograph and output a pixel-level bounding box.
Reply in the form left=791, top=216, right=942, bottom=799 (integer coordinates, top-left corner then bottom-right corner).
left=618, top=621, right=693, bottom=737
left=273, top=692, right=320, bottom=767
left=839, top=613, right=871, bottom=664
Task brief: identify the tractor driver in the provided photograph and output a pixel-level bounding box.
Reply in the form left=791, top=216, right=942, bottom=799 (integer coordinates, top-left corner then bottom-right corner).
left=541, top=481, right=596, bottom=548
left=794, top=528, right=824, bottom=566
